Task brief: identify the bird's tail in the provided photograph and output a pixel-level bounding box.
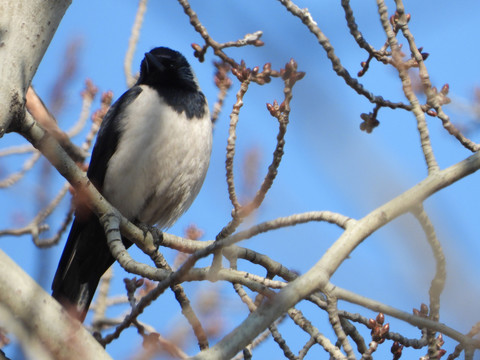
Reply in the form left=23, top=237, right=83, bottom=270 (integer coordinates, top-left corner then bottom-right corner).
left=52, top=216, right=115, bottom=322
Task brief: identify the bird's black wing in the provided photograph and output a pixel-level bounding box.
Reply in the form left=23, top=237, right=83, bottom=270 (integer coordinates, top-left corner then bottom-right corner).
left=87, top=86, right=143, bottom=189
left=51, top=86, right=143, bottom=321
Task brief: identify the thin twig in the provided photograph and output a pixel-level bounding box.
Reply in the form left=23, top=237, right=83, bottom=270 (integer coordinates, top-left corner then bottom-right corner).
left=341, top=0, right=376, bottom=54
left=230, top=257, right=297, bottom=360
left=277, top=0, right=411, bottom=111
left=224, top=78, right=250, bottom=213
left=332, top=286, right=479, bottom=348
left=124, top=0, right=148, bottom=87
left=376, top=0, right=438, bottom=173
left=26, top=86, right=88, bottom=162
left=66, top=79, right=98, bottom=138
left=0, top=151, right=41, bottom=188
left=411, top=205, right=446, bottom=359
left=0, top=144, right=35, bottom=157
left=288, top=308, right=347, bottom=360
left=32, top=182, right=70, bottom=247
left=326, top=293, right=355, bottom=359
left=298, top=337, right=316, bottom=359
left=211, top=61, right=232, bottom=125
left=91, top=267, right=114, bottom=332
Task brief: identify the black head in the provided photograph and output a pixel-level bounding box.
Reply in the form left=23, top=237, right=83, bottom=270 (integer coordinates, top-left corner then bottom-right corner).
left=137, top=47, right=198, bottom=91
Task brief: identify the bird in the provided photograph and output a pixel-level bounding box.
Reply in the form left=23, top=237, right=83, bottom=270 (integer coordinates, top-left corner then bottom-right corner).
left=52, top=47, right=212, bottom=322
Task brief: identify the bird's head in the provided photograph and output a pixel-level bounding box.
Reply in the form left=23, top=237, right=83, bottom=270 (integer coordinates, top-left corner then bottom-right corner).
left=137, top=47, right=198, bottom=91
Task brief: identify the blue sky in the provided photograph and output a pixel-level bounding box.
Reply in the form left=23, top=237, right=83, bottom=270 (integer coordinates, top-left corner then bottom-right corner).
left=1, top=1, right=480, bottom=359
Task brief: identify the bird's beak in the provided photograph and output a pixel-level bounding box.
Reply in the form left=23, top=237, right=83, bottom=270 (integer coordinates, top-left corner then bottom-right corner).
left=144, top=52, right=165, bottom=72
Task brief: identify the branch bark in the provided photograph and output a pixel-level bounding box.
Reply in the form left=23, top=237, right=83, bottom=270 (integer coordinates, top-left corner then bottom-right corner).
left=191, top=151, right=480, bottom=359
left=0, top=0, right=71, bottom=135
left=0, top=250, right=112, bottom=360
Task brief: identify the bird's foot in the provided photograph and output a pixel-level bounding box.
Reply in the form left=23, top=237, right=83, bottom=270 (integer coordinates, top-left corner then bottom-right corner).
left=134, top=221, right=163, bottom=249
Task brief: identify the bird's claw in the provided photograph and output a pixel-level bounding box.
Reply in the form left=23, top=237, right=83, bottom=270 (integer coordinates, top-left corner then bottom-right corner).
left=134, top=221, right=163, bottom=250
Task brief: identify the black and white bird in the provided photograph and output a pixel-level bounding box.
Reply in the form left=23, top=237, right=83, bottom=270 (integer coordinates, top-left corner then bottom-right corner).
left=52, top=47, right=212, bottom=321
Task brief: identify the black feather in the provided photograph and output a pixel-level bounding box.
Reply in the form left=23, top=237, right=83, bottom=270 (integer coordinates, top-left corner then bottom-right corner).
left=87, top=86, right=143, bottom=188
left=51, top=87, right=142, bottom=320
left=155, top=87, right=206, bottom=120
left=137, top=47, right=207, bottom=119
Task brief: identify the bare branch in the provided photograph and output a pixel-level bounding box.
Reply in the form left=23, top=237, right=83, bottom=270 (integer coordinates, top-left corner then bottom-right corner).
left=0, top=250, right=112, bottom=359
left=333, top=286, right=479, bottom=349
left=124, top=0, right=148, bottom=87
left=376, top=0, right=438, bottom=173
left=276, top=0, right=411, bottom=111
left=191, top=150, right=480, bottom=359
left=0, top=151, right=41, bottom=188
left=26, top=86, right=89, bottom=162
left=326, top=293, right=355, bottom=359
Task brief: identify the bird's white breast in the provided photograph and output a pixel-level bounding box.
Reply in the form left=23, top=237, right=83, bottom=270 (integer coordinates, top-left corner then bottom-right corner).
left=102, top=85, right=212, bottom=227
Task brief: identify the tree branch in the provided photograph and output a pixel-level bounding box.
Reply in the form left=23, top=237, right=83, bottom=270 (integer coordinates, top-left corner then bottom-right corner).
left=0, top=0, right=71, bottom=135
left=191, top=150, right=480, bottom=359
left=0, top=250, right=111, bottom=359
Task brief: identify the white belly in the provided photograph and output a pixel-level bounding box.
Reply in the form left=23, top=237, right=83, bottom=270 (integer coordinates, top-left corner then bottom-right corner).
left=102, top=86, right=212, bottom=227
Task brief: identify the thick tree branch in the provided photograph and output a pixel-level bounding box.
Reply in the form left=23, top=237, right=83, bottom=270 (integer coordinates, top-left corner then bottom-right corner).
left=0, top=250, right=111, bottom=360
left=0, top=0, right=71, bottom=135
